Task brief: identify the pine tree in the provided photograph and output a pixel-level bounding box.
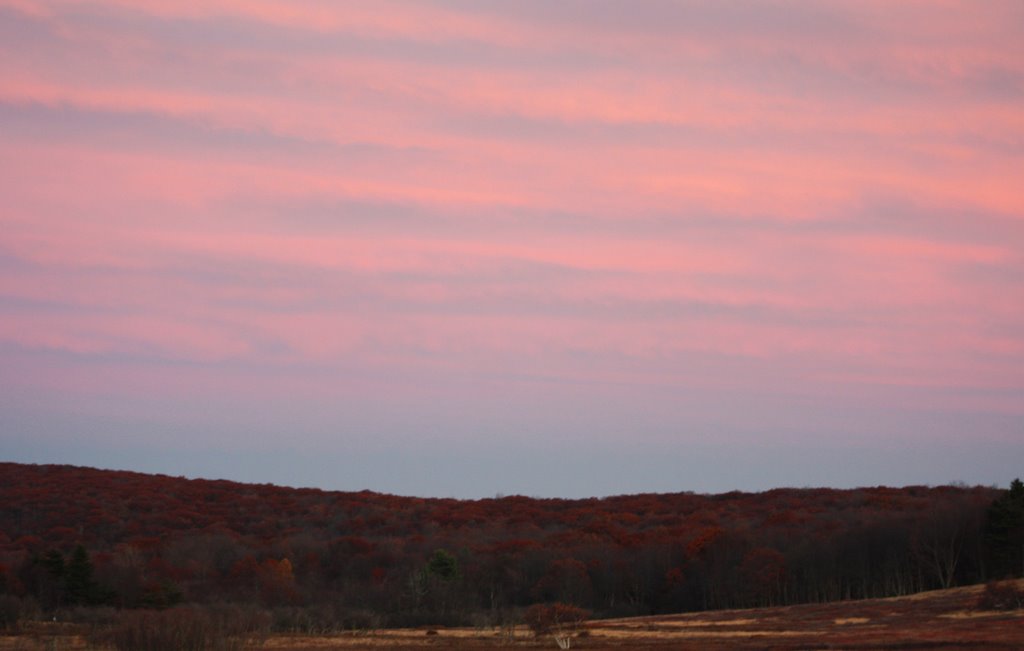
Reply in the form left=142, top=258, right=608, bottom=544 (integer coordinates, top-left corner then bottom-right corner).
left=39, top=550, right=65, bottom=580
left=64, top=546, right=97, bottom=606
left=984, top=479, right=1024, bottom=578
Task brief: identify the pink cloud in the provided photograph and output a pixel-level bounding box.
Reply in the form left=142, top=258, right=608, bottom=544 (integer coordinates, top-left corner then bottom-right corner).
left=1, top=0, right=1022, bottom=486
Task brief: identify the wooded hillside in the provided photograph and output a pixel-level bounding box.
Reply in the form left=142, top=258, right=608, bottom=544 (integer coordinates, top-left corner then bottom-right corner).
left=0, top=463, right=1019, bottom=628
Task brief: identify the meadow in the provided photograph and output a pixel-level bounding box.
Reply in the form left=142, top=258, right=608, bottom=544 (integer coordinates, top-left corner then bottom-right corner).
left=2, top=580, right=1021, bottom=650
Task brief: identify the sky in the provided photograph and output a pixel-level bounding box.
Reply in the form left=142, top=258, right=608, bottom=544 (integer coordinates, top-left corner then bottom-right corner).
left=1, top=0, right=1022, bottom=498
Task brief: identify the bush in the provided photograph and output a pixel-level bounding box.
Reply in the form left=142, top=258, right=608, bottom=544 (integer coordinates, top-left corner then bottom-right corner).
left=0, top=595, right=39, bottom=631
left=56, top=605, right=119, bottom=626
left=523, top=602, right=589, bottom=637
left=977, top=580, right=1024, bottom=610
left=92, top=605, right=270, bottom=651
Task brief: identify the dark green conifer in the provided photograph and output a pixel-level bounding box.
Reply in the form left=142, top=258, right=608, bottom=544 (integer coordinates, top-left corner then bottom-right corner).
left=39, top=550, right=65, bottom=580
left=427, top=549, right=459, bottom=581
left=64, top=545, right=97, bottom=606
left=984, top=478, right=1024, bottom=578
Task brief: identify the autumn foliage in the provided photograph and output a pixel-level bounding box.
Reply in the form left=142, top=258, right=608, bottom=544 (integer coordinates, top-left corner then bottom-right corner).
left=0, top=462, right=1017, bottom=629
left=523, top=602, right=589, bottom=636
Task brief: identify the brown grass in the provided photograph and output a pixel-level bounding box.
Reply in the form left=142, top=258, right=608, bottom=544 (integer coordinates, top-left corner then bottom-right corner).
left=3, top=580, right=1023, bottom=650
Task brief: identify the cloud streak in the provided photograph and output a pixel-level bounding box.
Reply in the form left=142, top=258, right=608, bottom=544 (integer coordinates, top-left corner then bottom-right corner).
left=1, top=0, right=1022, bottom=495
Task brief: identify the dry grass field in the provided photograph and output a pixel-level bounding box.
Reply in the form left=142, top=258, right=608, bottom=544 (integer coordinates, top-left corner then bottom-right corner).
left=2, top=580, right=1021, bottom=651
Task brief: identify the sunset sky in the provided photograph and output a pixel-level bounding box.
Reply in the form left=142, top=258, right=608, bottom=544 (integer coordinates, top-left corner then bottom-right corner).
left=2, top=1, right=1022, bottom=498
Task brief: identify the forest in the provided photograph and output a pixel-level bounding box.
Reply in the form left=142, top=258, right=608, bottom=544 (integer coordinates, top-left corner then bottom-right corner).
left=1, top=462, right=1022, bottom=631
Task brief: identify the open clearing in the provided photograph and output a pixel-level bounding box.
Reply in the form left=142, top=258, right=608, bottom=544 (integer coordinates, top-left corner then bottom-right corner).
left=2, top=580, right=1022, bottom=650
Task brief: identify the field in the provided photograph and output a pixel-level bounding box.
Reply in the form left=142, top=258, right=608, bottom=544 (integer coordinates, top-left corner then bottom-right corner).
left=2, top=581, right=1022, bottom=650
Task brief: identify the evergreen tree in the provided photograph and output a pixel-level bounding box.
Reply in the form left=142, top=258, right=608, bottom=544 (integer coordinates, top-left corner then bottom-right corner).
left=984, top=478, right=1024, bottom=578
left=427, top=549, right=459, bottom=582
left=40, top=550, right=65, bottom=580
left=29, top=549, right=68, bottom=610
left=64, top=546, right=98, bottom=606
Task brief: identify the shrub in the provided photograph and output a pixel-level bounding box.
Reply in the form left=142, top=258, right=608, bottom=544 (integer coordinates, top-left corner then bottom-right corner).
left=92, top=605, right=270, bottom=651
left=57, top=605, right=119, bottom=626
left=977, top=580, right=1024, bottom=611
left=0, top=595, right=39, bottom=631
left=523, top=602, right=589, bottom=637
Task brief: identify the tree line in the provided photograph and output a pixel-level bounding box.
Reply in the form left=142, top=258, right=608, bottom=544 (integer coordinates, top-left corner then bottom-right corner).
left=0, top=463, right=1021, bottom=629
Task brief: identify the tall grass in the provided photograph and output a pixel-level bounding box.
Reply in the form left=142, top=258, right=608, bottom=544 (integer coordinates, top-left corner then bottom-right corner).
left=92, top=605, right=269, bottom=651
